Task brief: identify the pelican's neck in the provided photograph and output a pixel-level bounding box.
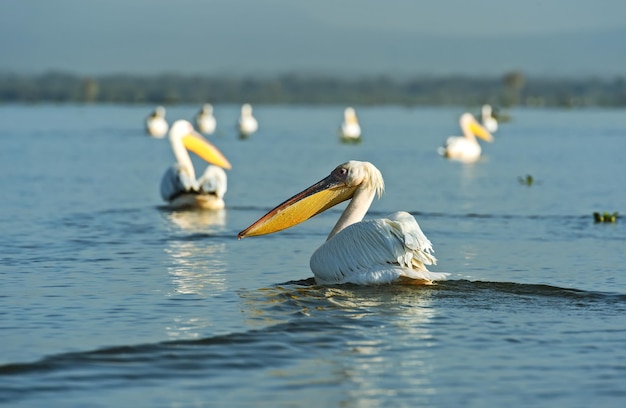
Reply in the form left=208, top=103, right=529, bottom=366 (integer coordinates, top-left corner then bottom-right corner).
left=482, top=105, right=492, bottom=119
left=461, top=118, right=477, bottom=142
left=327, top=185, right=375, bottom=240
left=171, top=136, right=196, bottom=180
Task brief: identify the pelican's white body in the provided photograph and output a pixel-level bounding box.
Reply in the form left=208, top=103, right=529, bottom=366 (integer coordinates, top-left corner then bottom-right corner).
left=481, top=104, right=498, bottom=133
left=311, top=211, right=446, bottom=285
left=160, top=120, right=228, bottom=210
left=439, top=113, right=493, bottom=163
left=196, top=104, right=217, bottom=135
left=238, top=103, right=258, bottom=137
left=340, top=107, right=361, bottom=140
left=146, top=106, right=169, bottom=138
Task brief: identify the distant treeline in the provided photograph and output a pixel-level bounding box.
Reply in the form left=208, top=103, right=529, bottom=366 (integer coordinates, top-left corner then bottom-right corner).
left=1, top=71, right=625, bottom=107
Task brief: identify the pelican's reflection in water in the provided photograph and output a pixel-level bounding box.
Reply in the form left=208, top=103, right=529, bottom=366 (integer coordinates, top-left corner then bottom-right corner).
left=164, top=209, right=229, bottom=339
left=165, top=209, right=228, bottom=295
left=165, top=240, right=227, bottom=295
left=239, top=284, right=438, bottom=400
left=167, top=208, right=227, bottom=233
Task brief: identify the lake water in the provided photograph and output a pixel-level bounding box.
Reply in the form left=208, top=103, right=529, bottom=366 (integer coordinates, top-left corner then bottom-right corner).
left=1, top=104, right=625, bottom=407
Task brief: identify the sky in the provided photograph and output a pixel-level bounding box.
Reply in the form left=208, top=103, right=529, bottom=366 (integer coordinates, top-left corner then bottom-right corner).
left=1, top=0, right=625, bottom=77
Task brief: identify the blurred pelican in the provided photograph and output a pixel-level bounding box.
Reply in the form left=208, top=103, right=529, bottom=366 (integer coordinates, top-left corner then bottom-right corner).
left=438, top=113, right=494, bottom=163
left=238, top=103, right=258, bottom=138
left=481, top=104, right=498, bottom=133
left=195, top=103, right=217, bottom=135
left=146, top=105, right=169, bottom=138
left=161, top=120, right=232, bottom=210
left=239, top=161, right=448, bottom=285
left=339, top=107, right=361, bottom=142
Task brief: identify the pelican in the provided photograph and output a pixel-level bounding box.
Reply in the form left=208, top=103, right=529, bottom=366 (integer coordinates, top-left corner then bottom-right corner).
left=195, top=103, right=217, bottom=135
left=438, top=113, right=494, bottom=163
left=160, top=120, right=232, bottom=210
left=481, top=104, right=498, bottom=133
left=339, top=107, right=361, bottom=142
left=238, top=161, right=449, bottom=285
left=238, top=103, right=258, bottom=138
left=146, top=105, right=169, bottom=138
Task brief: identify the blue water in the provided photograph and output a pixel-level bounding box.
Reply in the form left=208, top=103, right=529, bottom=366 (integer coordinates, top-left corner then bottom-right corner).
left=1, top=104, right=625, bottom=407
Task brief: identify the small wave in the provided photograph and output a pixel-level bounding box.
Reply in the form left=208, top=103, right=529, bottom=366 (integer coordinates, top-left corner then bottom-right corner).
left=435, top=279, right=626, bottom=301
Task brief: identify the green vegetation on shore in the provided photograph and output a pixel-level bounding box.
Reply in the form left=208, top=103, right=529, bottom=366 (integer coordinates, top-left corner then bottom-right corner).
left=1, top=70, right=625, bottom=107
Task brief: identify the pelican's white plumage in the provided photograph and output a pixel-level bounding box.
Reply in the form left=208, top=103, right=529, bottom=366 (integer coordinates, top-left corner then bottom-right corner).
left=238, top=103, right=258, bottom=138
left=439, top=113, right=494, bottom=163
left=481, top=104, right=498, bottom=133
left=339, top=107, right=361, bottom=141
left=196, top=103, right=217, bottom=135
left=146, top=106, right=169, bottom=138
left=160, top=120, right=231, bottom=210
left=238, top=161, right=448, bottom=285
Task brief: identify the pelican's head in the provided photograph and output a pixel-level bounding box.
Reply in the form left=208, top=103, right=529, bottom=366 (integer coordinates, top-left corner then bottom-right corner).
left=241, top=103, right=253, bottom=116
left=481, top=104, right=492, bottom=117
left=201, top=104, right=213, bottom=114
left=169, top=120, right=231, bottom=169
left=460, top=113, right=493, bottom=142
left=238, top=161, right=384, bottom=238
left=155, top=106, right=166, bottom=117
left=344, top=107, right=358, bottom=123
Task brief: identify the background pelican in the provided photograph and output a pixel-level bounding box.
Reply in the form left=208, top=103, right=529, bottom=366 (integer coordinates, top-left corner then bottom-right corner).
left=195, top=103, right=217, bottom=135
left=438, top=113, right=494, bottom=163
left=481, top=104, right=498, bottom=133
left=239, top=161, right=449, bottom=285
left=160, top=120, right=232, bottom=210
left=146, top=105, right=169, bottom=138
left=238, top=103, right=258, bottom=138
left=339, top=107, right=361, bottom=142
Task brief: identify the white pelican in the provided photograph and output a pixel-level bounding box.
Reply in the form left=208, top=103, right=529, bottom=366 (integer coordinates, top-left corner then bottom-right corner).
left=238, top=103, right=258, bottom=138
left=146, top=105, right=169, bottom=138
left=339, top=107, right=361, bottom=142
left=238, top=161, right=449, bottom=285
left=195, top=103, right=217, bottom=135
left=438, top=113, right=494, bottom=163
left=160, top=120, right=232, bottom=210
left=481, top=104, right=498, bottom=133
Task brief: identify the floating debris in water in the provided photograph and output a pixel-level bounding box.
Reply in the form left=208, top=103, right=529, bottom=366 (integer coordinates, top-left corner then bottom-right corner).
left=518, top=174, right=534, bottom=186
left=593, top=212, right=618, bottom=223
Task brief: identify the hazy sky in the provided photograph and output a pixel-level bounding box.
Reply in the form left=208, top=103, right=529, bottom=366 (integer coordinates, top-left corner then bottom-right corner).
left=1, top=0, right=625, bottom=76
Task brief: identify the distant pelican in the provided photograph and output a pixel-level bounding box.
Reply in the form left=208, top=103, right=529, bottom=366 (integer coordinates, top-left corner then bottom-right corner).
left=195, top=103, right=217, bottom=135
left=481, top=104, right=498, bottom=133
left=161, top=120, right=232, bottom=210
left=238, top=103, right=258, bottom=138
left=438, top=113, right=494, bottom=163
left=239, top=161, right=448, bottom=285
left=146, top=106, right=169, bottom=138
left=339, top=107, right=361, bottom=142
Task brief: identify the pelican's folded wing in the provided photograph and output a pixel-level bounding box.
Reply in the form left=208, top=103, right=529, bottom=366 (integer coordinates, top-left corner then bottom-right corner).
left=160, top=164, right=197, bottom=201
left=310, top=211, right=447, bottom=285
left=197, top=165, right=227, bottom=198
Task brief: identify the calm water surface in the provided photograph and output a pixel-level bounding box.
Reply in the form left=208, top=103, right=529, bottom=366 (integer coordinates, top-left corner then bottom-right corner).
left=1, top=105, right=625, bottom=407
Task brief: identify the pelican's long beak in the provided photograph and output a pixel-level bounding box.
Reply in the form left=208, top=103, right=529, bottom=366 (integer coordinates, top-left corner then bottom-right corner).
left=238, top=173, right=357, bottom=238
left=469, top=121, right=494, bottom=142
left=183, top=133, right=232, bottom=169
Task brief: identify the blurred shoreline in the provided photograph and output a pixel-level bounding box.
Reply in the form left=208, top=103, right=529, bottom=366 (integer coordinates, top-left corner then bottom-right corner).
left=1, top=70, right=624, bottom=107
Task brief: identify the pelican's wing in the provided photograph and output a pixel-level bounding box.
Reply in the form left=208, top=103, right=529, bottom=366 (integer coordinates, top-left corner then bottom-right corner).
left=160, top=164, right=198, bottom=201
left=197, top=165, right=227, bottom=198
left=310, top=211, right=448, bottom=285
